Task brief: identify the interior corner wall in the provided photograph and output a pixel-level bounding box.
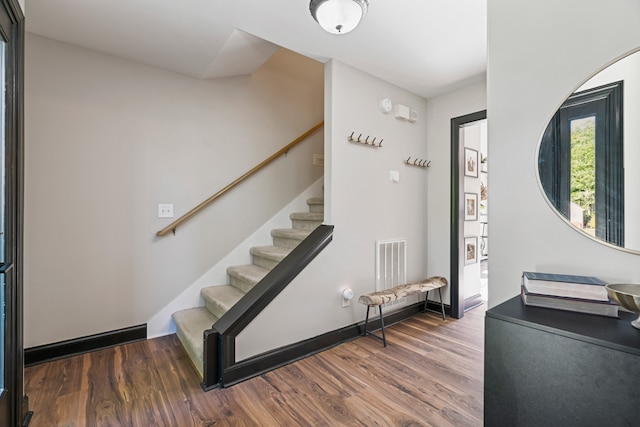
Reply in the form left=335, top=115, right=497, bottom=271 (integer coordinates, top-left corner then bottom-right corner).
left=425, top=80, right=487, bottom=304
left=235, top=60, right=432, bottom=360
left=488, top=0, right=640, bottom=308
left=23, top=33, right=324, bottom=347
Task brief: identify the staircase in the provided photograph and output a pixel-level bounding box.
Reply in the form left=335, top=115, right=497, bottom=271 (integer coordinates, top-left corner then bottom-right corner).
left=172, top=197, right=324, bottom=378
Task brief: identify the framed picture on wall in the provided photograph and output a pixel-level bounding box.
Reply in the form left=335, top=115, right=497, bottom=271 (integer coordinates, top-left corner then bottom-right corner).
left=464, top=192, right=478, bottom=221
left=465, top=236, right=478, bottom=265
left=464, top=147, right=479, bottom=177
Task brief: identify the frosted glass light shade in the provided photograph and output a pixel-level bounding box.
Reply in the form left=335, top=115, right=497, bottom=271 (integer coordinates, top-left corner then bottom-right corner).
left=310, top=0, right=369, bottom=35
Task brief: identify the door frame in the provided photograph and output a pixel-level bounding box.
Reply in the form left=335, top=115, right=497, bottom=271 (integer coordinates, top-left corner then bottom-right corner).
left=0, top=0, right=27, bottom=425
left=450, top=110, right=487, bottom=319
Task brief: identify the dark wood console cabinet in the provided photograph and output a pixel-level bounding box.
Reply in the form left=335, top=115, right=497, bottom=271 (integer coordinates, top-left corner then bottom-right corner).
left=485, top=296, right=640, bottom=427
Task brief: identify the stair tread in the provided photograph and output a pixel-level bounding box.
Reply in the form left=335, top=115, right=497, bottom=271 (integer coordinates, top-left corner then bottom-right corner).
left=201, top=285, right=245, bottom=313
left=307, top=197, right=324, bottom=204
left=289, top=212, right=324, bottom=220
left=172, top=307, right=218, bottom=377
left=250, top=245, right=291, bottom=261
left=271, top=228, right=311, bottom=239
left=227, top=264, right=270, bottom=284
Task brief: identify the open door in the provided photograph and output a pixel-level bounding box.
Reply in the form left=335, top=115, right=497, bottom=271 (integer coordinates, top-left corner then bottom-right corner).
left=450, top=110, right=487, bottom=319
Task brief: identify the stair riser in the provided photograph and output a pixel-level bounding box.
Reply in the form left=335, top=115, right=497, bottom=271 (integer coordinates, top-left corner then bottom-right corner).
left=204, top=300, right=228, bottom=319
left=230, top=276, right=256, bottom=293
left=273, top=236, right=304, bottom=249
left=252, top=255, right=279, bottom=270
left=308, top=205, right=324, bottom=213
left=292, top=220, right=322, bottom=231
left=174, top=327, right=204, bottom=378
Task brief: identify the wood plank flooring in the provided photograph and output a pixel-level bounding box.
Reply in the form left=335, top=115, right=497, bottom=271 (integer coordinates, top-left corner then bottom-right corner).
left=25, top=306, right=485, bottom=426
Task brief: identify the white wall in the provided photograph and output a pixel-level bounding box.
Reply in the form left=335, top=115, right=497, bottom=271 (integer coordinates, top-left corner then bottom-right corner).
left=426, top=80, right=487, bottom=304
left=488, top=0, right=640, bottom=308
left=24, top=33, right=324, bottom=347
left=235, top=60, right=434, bottom=360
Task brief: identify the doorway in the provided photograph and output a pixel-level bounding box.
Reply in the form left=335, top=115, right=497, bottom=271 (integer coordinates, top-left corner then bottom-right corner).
left=0, top=2, right=28, bottom=426
left=450, top=110, right=487, bottom=319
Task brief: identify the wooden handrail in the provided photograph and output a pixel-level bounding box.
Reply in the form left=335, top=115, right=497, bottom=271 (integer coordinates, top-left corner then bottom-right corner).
left=156, top=121, right=324, bottom=237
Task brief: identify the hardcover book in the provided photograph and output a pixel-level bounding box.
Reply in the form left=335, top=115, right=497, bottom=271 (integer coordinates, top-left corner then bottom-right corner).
left=520, top=285, right=619, bottom=318
left=521, top=271, right=608, bottom=302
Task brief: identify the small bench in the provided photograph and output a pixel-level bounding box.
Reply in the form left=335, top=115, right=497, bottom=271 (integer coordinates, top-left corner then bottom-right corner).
left=358, top=276, right=447, bottom=347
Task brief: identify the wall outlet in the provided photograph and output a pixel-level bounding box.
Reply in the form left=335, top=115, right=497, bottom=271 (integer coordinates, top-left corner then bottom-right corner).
left=313, top=154, right=324, bottom=167
left=158, top=203, right=174, bottom=218
left=342, top=288, right=354, bottom=307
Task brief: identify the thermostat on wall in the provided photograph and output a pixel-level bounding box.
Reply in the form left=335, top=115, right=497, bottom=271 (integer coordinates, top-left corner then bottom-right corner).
left=379, top=98, right=393, bottom=113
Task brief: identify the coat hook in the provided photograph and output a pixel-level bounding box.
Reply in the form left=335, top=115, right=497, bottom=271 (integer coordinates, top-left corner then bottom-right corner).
left=365, top=136, right=370, bottom=144
left=426, top=160, right=431, bottom=167
left=406, top=156, right=412, bottom=163
left=349, top=131, right=354, bottom=141
left=372, top=137, right=376, bottom=145
left=414, top=158, right=418, bottom=165
left=358, top=133, right=362, bottom=142
left=378, top=139, right=383, bottom=147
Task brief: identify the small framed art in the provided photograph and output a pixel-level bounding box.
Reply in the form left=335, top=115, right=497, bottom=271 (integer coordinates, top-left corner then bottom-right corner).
left=464, top=192, right=478, bottom=221
left=465, top=236, right=478, bottom=265
left=464, top=147, right=479, bottom=177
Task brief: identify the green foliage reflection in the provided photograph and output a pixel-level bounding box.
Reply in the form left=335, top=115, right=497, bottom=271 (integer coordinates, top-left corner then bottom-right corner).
left=571, top=117, right=595, bottom=229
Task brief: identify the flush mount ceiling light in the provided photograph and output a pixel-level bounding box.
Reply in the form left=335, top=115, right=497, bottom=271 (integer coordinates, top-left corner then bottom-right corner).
left=310, top=0, right=369, bottom=35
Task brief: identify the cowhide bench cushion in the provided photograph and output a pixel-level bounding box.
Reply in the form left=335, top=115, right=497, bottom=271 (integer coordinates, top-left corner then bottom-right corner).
left=357, top=276, right=447, bottom=306
left=357, top=276, right=448, bottom=347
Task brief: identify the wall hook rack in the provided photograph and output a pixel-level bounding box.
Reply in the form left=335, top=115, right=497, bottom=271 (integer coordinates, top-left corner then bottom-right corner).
left=405, top=157, right=431, bottom=168
left=348, top=131, right=383, bottom=148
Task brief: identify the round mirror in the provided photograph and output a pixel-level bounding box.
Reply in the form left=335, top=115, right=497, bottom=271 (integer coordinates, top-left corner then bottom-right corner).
left=538, top=49, right=640, bottom=253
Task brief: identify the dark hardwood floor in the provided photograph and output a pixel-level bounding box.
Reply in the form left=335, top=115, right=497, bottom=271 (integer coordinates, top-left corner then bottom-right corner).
left=25, top=306, right=485, bottom=426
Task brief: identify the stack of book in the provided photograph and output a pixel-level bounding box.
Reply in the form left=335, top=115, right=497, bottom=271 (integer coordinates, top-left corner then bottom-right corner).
left=521, top=271, right=619, bottom=318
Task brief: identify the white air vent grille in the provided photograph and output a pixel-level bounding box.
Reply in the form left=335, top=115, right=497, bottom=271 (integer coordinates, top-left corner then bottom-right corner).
left=375, top=239, right=407, bottom=308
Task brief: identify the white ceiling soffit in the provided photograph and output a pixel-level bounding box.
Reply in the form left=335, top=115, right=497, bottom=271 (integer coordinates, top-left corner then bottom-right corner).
left=203, top=30, right=280, bottom=79
left=23, top=0, right=487, bottom=98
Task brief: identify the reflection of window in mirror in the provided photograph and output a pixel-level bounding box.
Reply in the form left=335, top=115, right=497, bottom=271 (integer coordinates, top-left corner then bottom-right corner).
left=570, top=116, right=595, bottom=235
left=539, top=81, right=624, bottom=246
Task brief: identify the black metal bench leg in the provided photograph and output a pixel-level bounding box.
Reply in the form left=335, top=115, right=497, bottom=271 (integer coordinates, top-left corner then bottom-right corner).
left=364, top=305, right=371, bottom=336
left=363, top=304, right=387, bottom=347
left=438, top=287, right=446, bottom=320
left=379, top=304, right=386, bottom=347
left=424, top=288, right=446, bottom=320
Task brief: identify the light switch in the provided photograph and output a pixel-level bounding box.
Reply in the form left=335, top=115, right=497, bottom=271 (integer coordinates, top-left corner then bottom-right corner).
left=390, top=170, right=400, bottom=183
left=158, top=203, right=174, bottom=218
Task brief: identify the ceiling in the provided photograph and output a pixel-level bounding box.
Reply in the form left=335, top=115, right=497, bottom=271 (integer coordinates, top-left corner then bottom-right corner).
left=24, top=0, right=487, bottom=99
